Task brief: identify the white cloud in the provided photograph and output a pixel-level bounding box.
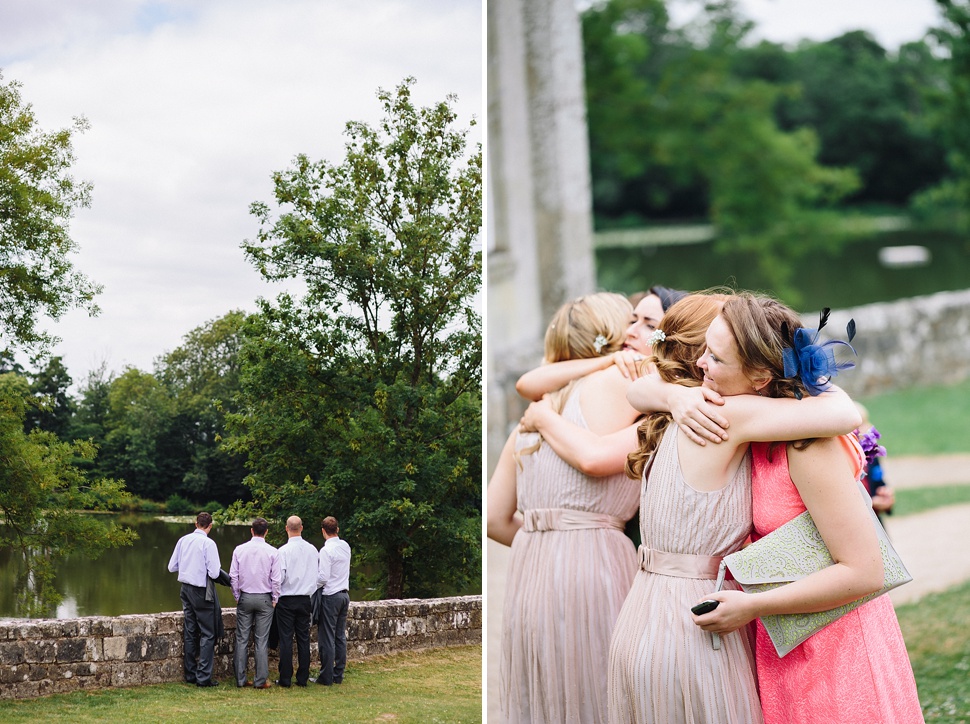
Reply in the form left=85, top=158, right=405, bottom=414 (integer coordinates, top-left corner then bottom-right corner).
left=3, top=0, right=482, bottom=380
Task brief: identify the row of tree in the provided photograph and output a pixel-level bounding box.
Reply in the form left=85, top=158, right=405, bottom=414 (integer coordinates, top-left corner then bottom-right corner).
left=0, top=74, right=482, bottom=608
left=581, top=0, right=970, bottom=294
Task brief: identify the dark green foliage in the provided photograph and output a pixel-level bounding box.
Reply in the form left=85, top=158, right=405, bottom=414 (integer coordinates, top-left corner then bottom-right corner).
left=24, top=355, right=76, bottom=439
left=911, top=0, right=970, bottom=230
left=581, top=0, right=860, bottom=303
left=164, top=494, right=197, bottom=516
left=228, top=78, right=482, bottom=598
left=0, top=373, right=135, bottom=616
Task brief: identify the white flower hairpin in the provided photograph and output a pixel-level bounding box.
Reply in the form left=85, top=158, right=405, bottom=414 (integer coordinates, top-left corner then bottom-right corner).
left=649, top=329, right=666, bottom=345
left=593, top=334, right=608, bottom=353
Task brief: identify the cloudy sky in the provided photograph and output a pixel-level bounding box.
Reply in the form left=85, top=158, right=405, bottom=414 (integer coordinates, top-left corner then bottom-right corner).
left=732, top=0, right=942, bottom=48
left=2, top=0, right=482, bottom=382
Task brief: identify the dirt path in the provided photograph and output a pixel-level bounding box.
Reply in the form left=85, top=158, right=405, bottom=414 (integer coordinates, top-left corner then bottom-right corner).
left=484, top=454, right=970, bottom=722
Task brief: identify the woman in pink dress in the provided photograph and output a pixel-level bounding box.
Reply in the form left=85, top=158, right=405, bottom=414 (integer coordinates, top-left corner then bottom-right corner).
left=685, top=294, right=924, bottom=723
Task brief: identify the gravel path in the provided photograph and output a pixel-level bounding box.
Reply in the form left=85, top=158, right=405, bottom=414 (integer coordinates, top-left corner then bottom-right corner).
left=484, top=454, right=970, bottom=721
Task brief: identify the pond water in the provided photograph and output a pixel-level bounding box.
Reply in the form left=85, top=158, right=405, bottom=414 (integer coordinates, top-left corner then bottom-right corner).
left=596, top=229, right=970, bottom=311
left=0, top=516, right=352, bottom=619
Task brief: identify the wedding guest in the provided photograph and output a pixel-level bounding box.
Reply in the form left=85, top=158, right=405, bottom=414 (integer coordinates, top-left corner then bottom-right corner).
left=275, top=516, right=318, bottom=687
left=167, top=511, right=222, bottom=687
left=487, top=292, right=644, bottom=723
left=316, top=516, right=352, bottom=686
left=230, top=517, right=281, bottom=689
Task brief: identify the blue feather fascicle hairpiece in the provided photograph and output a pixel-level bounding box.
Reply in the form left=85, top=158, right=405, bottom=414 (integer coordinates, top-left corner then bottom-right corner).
left=782, top=308, right=857, bottom=398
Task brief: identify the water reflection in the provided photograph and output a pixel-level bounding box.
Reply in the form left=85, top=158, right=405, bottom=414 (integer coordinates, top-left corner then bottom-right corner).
left=596, top=230, right=970, bottom=311
left=0, top=516, right=321, bottom=619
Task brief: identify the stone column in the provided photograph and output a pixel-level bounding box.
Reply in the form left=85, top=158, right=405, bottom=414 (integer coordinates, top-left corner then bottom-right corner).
left=486, top=0, right=596, bottom=475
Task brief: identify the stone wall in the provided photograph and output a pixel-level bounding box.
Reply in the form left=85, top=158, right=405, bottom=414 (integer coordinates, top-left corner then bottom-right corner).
left=811, top=289, right=970, bottom=398
left=0, top=595, right=482, bottom=700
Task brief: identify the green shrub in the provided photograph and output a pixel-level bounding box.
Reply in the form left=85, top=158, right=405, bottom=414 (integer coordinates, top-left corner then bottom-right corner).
left=164, top=494, right=197, bottom=516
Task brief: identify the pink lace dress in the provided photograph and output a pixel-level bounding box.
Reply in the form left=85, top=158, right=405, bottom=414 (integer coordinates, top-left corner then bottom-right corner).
left=750, top=436, right=924, bottom=724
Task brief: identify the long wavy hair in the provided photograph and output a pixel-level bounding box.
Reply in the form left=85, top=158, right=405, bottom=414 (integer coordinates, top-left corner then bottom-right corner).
left=625, top=293, right=729, bottom=480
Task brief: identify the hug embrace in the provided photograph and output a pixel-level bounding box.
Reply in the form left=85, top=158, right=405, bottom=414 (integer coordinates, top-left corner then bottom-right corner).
left=488, top=288, right=923, bottom=724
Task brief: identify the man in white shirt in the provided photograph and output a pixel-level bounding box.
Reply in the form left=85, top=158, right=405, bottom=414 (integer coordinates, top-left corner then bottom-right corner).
left=275, top=516, right=318, bottom=687
left=316, top=515, right=352, bottom=685
left=167, top=511, right=222, bottom=687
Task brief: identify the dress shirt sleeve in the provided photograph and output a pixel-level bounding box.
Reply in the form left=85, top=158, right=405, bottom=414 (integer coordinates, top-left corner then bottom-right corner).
left=317, top=547, right=331, bottom=590
left=205, top=539, right=221, bottom=581
left=167, top=538, right=181, bottom=573
left=271, top=550, right=282, bottom=604
left=230, top=550, right=241, bottom=601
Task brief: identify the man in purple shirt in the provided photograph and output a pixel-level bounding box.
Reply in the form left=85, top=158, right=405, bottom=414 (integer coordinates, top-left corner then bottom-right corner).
left=229, top=517, right=281, bottom=688
left=167, top=511, right=222, bottom=687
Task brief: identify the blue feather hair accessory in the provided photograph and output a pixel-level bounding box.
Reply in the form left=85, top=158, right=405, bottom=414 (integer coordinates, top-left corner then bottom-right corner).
left=782, top=308, right=857, bottom=398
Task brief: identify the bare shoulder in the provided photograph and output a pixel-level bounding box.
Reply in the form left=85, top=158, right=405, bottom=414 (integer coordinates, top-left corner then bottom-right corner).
left=580, top=366, right=639, bottom=423
left=788, top=436, right=856, bottom=480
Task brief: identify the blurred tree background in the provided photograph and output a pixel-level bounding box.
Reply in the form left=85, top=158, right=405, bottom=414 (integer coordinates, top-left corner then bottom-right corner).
left=582, top=0, right=970, bottom=305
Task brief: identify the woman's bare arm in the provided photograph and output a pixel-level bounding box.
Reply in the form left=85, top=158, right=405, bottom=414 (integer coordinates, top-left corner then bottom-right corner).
left=693, top=437, right=883, bottom=633
left=521, top=398, right=640, bottom=477
left=516, top=351, right=645, bottom=401
left=485, top=432, right=523, bottom=547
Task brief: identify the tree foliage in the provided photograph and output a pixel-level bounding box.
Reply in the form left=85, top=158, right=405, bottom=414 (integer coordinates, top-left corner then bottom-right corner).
left=228, top=78, right=482, bottom=599
left=0, top=72, right=101, bottom=352
left=581, top=0, right=860, bottom=302
left=912, top=0, right=970, bottom=230
left=0, top=373, right=135, bottom=617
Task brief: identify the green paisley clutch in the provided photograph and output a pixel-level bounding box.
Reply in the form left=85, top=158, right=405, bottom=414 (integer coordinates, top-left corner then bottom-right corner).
left=722, top=482, right=912, bottom=658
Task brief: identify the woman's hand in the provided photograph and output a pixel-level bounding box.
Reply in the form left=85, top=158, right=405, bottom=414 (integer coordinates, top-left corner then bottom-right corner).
left=520, top=397, right=555, bottom=433
left=610, top=350, right=646, bottom=380
left=691, top=589, right=757, bottom=635
left=669, top=386, right=729, bottom=445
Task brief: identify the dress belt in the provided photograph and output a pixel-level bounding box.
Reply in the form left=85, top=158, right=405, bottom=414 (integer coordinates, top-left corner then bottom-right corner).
left=638, top=545, right=723, bottom=580
left=522, top=508, right=626, bottom=533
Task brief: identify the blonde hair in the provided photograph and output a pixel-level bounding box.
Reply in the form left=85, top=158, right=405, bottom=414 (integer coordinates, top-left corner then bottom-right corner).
left=626, top=293, right=729, bottom=479
left=518, top=292, right=633, bottom=464
left=543, top=293, right=632, bottom=363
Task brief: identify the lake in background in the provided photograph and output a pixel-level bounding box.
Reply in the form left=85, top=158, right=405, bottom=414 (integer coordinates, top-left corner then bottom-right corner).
left=596, top=229, right=970, bottom=311
left=1, top=515, right=350, bottom=620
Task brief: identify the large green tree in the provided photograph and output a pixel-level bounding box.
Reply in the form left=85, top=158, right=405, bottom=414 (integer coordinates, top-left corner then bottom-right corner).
left=0, top=373, right=134, bottom=617
left=0, top=72, right=101, bottom=352
left=913, top=0, right=970, bottom=229
left=227, top=78, right=482, bottom=599
left=0, top=73, right=132, bottom=615
left=156, top=310, right=249, bottom=505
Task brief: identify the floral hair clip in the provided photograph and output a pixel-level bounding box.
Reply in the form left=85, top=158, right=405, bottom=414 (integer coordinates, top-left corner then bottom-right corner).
left=593, top=334, right=608, bottom=354
left=782, top=308, right=857, bottom=398
left=649, top=329, right=666, bottom=345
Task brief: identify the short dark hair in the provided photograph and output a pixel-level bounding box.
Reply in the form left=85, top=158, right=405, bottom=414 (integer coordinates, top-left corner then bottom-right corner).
left=196, top=512, right=213, bottom=529
left=649, top=285, right=689, bottom=312
left=322, top=516, right=339, bottom=536
left=251, top=517, right=269, bottom=536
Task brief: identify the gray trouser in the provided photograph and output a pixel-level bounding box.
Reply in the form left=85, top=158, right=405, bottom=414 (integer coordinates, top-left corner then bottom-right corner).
left=234, top=592, right=274, bottom=686
left=317, top=590, right=350, bottom=684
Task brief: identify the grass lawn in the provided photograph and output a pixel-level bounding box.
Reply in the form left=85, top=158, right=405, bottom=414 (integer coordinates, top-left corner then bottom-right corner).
left=894, top=484, right=970, bottom=516
left=0, top=644, right=482, bottom=723
left=859, top=378, right=970, bottom=456
left=897, top=580, right=970, bottom=722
